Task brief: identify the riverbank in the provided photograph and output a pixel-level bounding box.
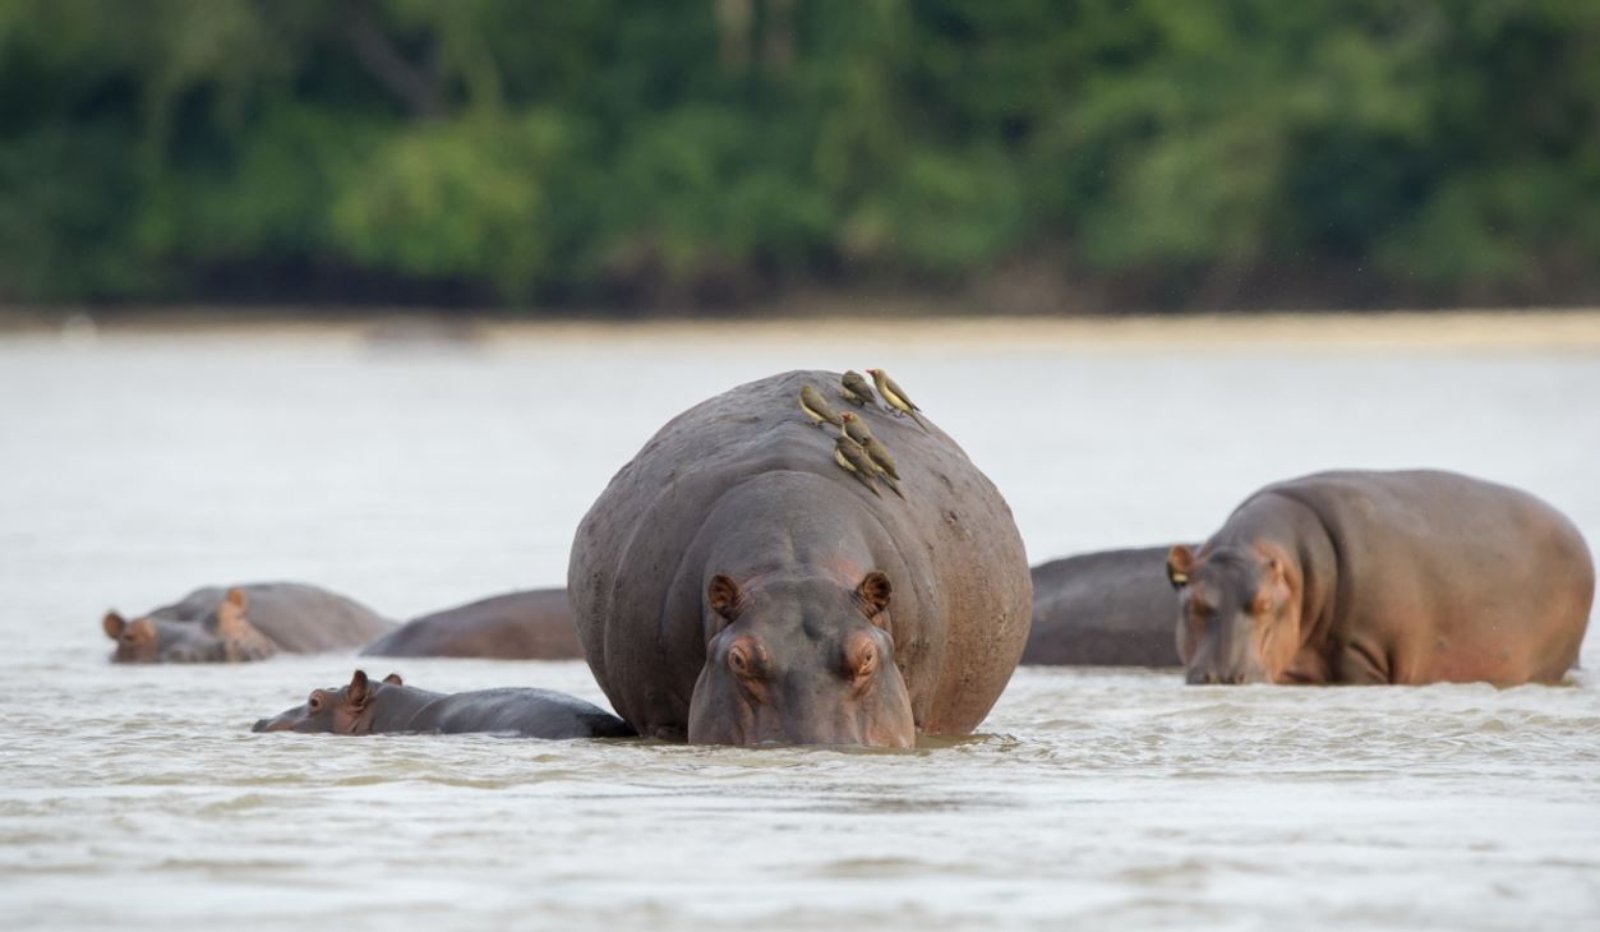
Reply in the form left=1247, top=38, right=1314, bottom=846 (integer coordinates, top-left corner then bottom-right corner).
left=5, top=307, right=1600, bottom=352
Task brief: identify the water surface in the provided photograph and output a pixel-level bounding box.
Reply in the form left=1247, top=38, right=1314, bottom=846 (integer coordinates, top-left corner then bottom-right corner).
left=2, top=329, right=1596, bottom=930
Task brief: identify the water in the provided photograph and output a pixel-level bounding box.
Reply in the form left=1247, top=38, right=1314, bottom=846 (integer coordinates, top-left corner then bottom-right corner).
left=2, top=324, right=1598, bottom=930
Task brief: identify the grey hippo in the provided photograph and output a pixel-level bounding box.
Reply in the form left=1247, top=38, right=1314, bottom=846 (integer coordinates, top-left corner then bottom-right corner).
left=1022, top=546, right=1186, bottom=667
left=104, top=582, right=395, bottom=663
left=252, top=669, right=633, bottom=738
left=568, top=370, right=1032, bottom=746
left=360, top=588, right=583, bottom=659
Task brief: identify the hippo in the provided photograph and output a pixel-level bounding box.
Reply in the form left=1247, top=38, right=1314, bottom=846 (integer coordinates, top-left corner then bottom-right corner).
left=103, top=582, right=395, bottom=663
left=251, top=669, right=635, bottom=738
left=1022, top=546, right=1187, bottom=666
left=360, top=588, right=584, bottom=659
left=569, top=369, right=1032, bottom=746
left=1166, top=469, right=1594, bottom=686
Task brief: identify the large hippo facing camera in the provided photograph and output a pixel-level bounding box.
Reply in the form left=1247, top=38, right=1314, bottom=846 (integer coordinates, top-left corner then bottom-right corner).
left=103, top=582, right=395, bottom=663
left=569, top=370, right=1031, bottom=746
left=1167, top=470, right=1594, bottom=686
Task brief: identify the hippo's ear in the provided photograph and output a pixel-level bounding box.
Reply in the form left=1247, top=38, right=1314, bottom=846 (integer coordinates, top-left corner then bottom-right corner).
left=382, top=672, right=403, bottom=686
left=707, top=574, right=744, bottom=625
left=103, top=611, right=127, bottom=640
left=347, top=669, right=372, bottom=707
left=1167, top=546, right=1195, bottom=590
left=854, top=571, right=892, bottom=623
left=216, top=588, right=256, bottom=637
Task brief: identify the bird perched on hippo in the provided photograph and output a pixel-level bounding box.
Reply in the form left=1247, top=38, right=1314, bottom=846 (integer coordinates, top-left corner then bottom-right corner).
left=1167, top=470, right=1594, bottom=686
left=103, top=582, right=395, bottom=663
left=569, top=369, right=1032, bottom=747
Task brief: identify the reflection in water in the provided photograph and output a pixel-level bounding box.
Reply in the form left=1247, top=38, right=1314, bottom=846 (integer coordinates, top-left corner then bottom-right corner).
left=1, top=332, right=1597, bottom=930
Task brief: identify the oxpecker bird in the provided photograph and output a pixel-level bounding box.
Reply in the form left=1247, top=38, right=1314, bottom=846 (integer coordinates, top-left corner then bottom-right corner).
left=839, top=370, right=876, bottom=407
left=798, top=384, right=844, bottom=430
left=866, top=368, right=926, bottom=430
left=840, top=411, right=873, bottom=445
left=833, top=435, right=882, bottom=497
left=840, top=414, right=904, bottom=498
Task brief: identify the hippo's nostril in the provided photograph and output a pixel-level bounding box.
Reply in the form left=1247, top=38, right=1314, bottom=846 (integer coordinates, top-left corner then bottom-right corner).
left=251, top=719, right=270, bottom=732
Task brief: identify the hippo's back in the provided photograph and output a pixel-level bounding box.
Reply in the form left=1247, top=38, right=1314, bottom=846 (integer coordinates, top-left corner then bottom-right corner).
left=429, top=688, right=634, bottom=738
left=361, top=589, right=582, bottom=659
left=1023, top=547, right=1182, bottom=666
left=227, top=582, right=395, bottom=652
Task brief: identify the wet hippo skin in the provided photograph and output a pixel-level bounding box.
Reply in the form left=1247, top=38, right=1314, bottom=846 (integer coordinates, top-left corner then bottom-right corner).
left=569, top=370, right=1032, bottom=746
left=1022, top=546, right=1187, bottom=667
left=1168, top=470, right=1595, bottom=686
left=252, top=669, right=634, bottom=738
left=360, top=588, right=583, bottom=659
left=103, top=582, right=396, bottom=663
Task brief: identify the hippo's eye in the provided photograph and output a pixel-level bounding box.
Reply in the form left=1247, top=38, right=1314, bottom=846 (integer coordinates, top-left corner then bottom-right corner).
left=844, top=633, right=880, bottom=683
left=307, top=693, right=324, bottom=713
left=726, top=639, right=768, bottom=681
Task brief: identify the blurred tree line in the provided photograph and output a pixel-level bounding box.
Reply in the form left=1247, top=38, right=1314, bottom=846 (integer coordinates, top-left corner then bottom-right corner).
left=2, top=0, right=1597, bottom=312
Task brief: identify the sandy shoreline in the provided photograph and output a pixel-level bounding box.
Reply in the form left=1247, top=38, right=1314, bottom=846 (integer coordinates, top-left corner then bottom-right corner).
left=5, top=307, right=1600, bottom=351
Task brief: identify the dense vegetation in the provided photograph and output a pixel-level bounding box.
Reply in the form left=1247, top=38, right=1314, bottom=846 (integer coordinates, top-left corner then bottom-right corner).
left=3, top=0, right=1597, bottom=312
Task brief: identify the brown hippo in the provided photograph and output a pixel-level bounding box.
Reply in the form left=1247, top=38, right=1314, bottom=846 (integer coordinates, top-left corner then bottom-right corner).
left=1022, top=546, right=1186, bottom=666
left=251, top=669, right=634, bottom=738
left=103, top=583, right=395, bottom=664
left=1166, top=470, right=1594, bottom=686
left=360, top=588, right=583, bottom=659
left=569, top=370, right=1032, bottom=747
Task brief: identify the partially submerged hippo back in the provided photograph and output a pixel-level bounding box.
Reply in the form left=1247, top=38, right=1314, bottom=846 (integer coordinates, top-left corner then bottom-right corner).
left=1023, top=546, right=1185, bottom=666
left=1167, top=470, right=1594, bottom=686
left=252, top=669, right=634, bottom=739
left=360, top=588, right=583, bottom=659
left=569, top=369, right=1031, bottom=746
left=103, top=582, right=395, bottom=663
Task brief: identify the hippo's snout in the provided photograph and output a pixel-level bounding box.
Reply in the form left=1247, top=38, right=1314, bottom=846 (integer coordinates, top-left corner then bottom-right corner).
left=1185, top=666, right=1264, bottom=685
left=252, top=713, right=300, bottom=732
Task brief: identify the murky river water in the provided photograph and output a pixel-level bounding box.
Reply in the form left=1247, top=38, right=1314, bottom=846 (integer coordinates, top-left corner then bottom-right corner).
left=2, top=324, right=1597, bottom=930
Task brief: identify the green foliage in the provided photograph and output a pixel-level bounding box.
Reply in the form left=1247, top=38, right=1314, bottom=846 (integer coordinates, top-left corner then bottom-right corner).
left=0, top=0, right=1595, bottom=308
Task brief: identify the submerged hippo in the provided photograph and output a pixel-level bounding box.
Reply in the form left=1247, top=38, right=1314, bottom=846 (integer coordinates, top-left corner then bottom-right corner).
left=360, top=588, right=583, bottom=659
left=1167, top=470, right=1594, bottom=686
left=569, top=369, right=1032, bottom=747
left=251, top=669, right=634, bottom=738
left=103, top=583, right=395, bottom=663
left=1022, top=546, right=1186, bottom=666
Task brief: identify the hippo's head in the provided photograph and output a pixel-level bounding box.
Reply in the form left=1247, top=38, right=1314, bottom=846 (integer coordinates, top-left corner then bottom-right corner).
left=686, top=571, right=915, bottom=747
left=252, top=669, right=404, bottom=733
left=103, top=587, right=277, bottom=664
left=1167, top=544, right=1300, bottom=685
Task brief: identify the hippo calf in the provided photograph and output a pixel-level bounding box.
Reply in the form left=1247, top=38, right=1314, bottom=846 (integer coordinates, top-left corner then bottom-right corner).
left=1167, top=470, right=1594, bottom=686
left=252, top=669, right=635, bottom=738
left=104, top=582, right=396, bottom=663
left=1022, top=546, right=1186, bottom=667
left=360, top=588, right=583, bottom=659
